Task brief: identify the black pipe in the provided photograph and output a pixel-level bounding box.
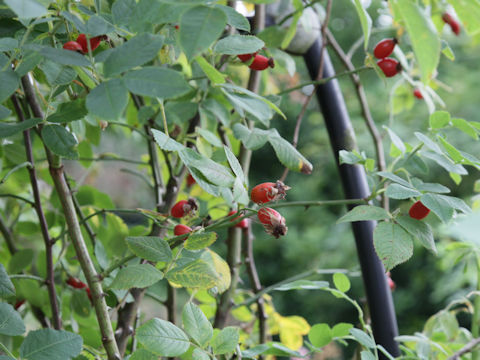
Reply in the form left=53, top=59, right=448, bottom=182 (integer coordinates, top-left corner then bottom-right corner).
left=304, top=38, right=400, bottom=357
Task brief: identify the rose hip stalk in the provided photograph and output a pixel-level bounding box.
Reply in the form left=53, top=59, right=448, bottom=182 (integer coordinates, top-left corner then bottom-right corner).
left=373, top=38, right=397, bottom=59
left=408, top=200, right=430, bottom=220
left=170, top=199, right=198, bottom=218
left=257, top=207, right=288, bottom=238
left=228, top=210, right=249, bottom=229
left=250, top=180, right=290, bottom=204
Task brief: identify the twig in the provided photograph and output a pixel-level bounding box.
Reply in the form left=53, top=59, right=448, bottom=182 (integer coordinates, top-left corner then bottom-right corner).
left=12, top=91, right=62, bottom=330
left=325, top=29, right=389, bottom=211
left=447, top=337, right=480, bottom=360
left=242, top=226, right=267, bottom=345
left=0, top=194, right=35, bottom=206
left=9, top=274, right=45, bottom=282
left=271, top=198, right=367, bottom=209
left=0, top=214, right=17, bottom=254
left=279, top=0, right=333, bottom=183
left=21, top=75, right=120, bottom=359
left=0, top=161, right=32, bottom=184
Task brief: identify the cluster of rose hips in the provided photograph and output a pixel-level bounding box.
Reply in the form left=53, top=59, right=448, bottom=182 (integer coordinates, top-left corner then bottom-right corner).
left=63, top=34, right=107, bottom=54
left=251, top=180, right=290, bottom=238
left=237, top=53, right=275, bottom=71
left=67, top=276, right=93, bottom=303
left=442, top=12, right=460, bottom=36
left=171, top=198, right=198, bottom=238
left=373, top=38, right=401, bottom=78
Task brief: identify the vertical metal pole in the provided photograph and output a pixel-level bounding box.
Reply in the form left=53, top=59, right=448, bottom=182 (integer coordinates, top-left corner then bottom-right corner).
left=304, top=38, right=401, bottom=357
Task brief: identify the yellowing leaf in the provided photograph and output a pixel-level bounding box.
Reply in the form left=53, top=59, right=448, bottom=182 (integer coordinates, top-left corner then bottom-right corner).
left=276, top=315, right=311, bottom=350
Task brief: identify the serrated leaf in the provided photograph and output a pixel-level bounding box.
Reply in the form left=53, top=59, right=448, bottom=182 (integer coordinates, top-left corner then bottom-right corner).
left=0, top=263, right=15, bottom=297
left=126, top=236, right=172, bottom=262
left=195, top=56, right=226, bottom=84
left=41, top=124, right=78, bottom=159
left=337, top=205, right=390, bottom=223
left=349, top=328, right=375, bottom=349
left=396, top=215, right=436, bottom=254
left=4, top=0, right=48, bottom=19
left=0, top=302, right=25, bottom=336
left=47, top=99, right=87, bottom=123
left=39, top=47, right=90, bottom=67
left=129, top=349, right=158, bottom=360
left=137, top=318, right=190, bottom=357
left=179, top=6, right=227, bottom=60
left=166, top=259, right=219, bottom=289
left=392, top=0, right=440, bottom=82
left=422, top=151, right=468, bottom=175
left=211, top=327, right=239, bottom=355
left=86, top=15, right=115, bottom=37
left=268, top=134, right=313, bottom=174
left=373, top=222, right=414, bottom=271
left=110, top=264, right=164, bottom=289
left=420, top=193, right=453, bottom=223
left=86, top=79, right=129, bottom=120
left=224, top=146, right=245, bottom=184
left=103, top=33, right=164, bottom=77
left=308, top=323, right=332, bottom=348
left=182, top=302, right=213, bottom=347
left=214, top=35, right=264, bottom=55
left=0, top=69, right=19, bottom=103
left=20, top=329, right=83, bottom=360
left=385, top=184, right=421, bottom=199
left=333, top=273, right=351, bottom=293
left=351, top=0, right=372, bottom=49
left=214, top=5, right=250, bottom=31
left=151, top=129, right=185, bottom=151
left=0, top=118, right=42, bottom=138
left=124, top=67, right=191, bottom=99
left=185, top=232, right=217, bottom=251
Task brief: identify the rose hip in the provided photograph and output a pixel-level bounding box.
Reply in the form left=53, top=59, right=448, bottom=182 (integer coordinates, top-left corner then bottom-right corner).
left=408, top=200, right=430, bottom=220
left=257, top=207, right=287, bottom=238
left=250, top=181, right=290, bottom=204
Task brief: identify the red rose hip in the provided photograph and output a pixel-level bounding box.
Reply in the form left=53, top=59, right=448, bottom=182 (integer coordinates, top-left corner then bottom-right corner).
left=250, top=181, right=290, bottom=204
left=373, top=38, right=397, bottom=59
left=249, top=55, right=275, bottom=71
left=257, top=207, right=287, bottom=238
left=413, top=89, right=423, bottom=99
left=174, top=224, right=192, bottom=237
left=442, top=13, right=460, bottom=36
left=238, top=53, right=255, bottom=62
left=377, top=58, right=401, bottom=77
left=186, top=174, right=196, bottom=187
left=67, top=277, right=87, bottom=289
left=63, top=41, right=84, bottom=53
left=170, top=199, right=198, bottom=218
left=76, top=34, right=106, bottom=54
left=408, top=200, right=430, bottom=220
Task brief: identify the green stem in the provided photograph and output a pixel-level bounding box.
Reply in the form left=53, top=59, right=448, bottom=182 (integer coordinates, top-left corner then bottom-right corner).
left=0, top=341, right=14, bottom=358
left=0, top=194, right=35, bottom=206
left=0, top=161, right=32, bottom=185
left=271, top=198, right=368, bottom=209
left=9, top=274, right=45, bottom=282
left=101, top=255, right=136, bottom=278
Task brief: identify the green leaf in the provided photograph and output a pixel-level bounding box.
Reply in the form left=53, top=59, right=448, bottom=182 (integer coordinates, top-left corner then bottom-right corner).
left=392, top=0, right=440, bottom=82
left=437, top=136, right=463, bottom=163
left=0, top=69, right=19, bottom=103
left=396, top=215, right=436, bottom=254
left=70, top=288, right=91, bottom=318
left=178, top=148, right=235, bottom=187
left=86, top=79, right=128, bottom=120
left=0, top=38, right=18, bottom=52
left=268, top=134, right=313, bottom=174
left=41, top=124, right=78, bottom=159
left=20, top=329, right=83, bottom=360
left=166, top=259, right=219, bottom=289
left=361, top=351, right=376, bottom=360
left=0, top=104, right=11, bottom=119
left=103, top=33, right=164, bottom=77
left=420, top=193, right=453, bottom=223
left=129, top=349, right=158, bottom=360
left=373, top=222, right=414, bottom=271
left=384, top=126, right=405, bottom=154
left=422, top=152, right=467, bottom=175
left=377, top=171, right=413, bottom=188
left=0, top=118, right=42, bottom=138
left=195, top=57, right=226, bottom=84
left=126, top=236, right=173, bottom=262
left=349, top=328, right=375, bottom=349
left=179, top=6, right=227, bottom=60
left=211, top=327, right=239, bottom=355
left=281, top=0, right=302, bottom=49
left=124, top=67, right=191, bottom=99
left=9, top=249, right=34, bottom=274
left=337, top=205, right=390, bottom=224
left=447, top=0, right=480, bottom=36
left=452, top=118, right=478, bottom=140
left=195, top=127, right=222, bottom=148
left=151, top=129, right=184, bottom=151
left=110, top=264, right=164, bottom=289
left=224, top=146, right=245, bottom=185
left=332, top=323, right=354, bottom=338
left=86, top=15, right=115, bottom=37
left=47, top=99, right=87, bottom=123
left=385, top=184, right=421, bottom=199
left=415, top=132, right=442, bottom=154
left=39, top=61, right=76, bottom=86
left=39, top=47, right=90, bottom=67
left=4, top=0, right=48, bottom=19
left=0, top=263, right=15, bottom=297
left=182, top=302, right=213, bottom=347
left=333, top=273, right=351, bottom=293
left=274, top=280, right=329, bottom=291
left=214, top=35, right=264, bottom=55
left=214, top=5, right=250, bottom=32
left=185, top=232, right=217, bottom=251
left=0, top=302, right=25, bottom=336
left=429, top=111, right=450, bottom=129
left=192, top=349, right=210, bottom=360
left=232, top=124, right=271, bottom=150
left=136, top=318, right=190, bottom=357
left=308, top=323, right=332, bottom=348
left=351, top=0, right=372, bottom=49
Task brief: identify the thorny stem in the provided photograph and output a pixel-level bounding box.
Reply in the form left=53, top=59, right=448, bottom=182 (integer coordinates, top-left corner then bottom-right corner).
left=21, top=75, right=120, bottom=359
left=279, top=0, right=332, bottom=183
left=325, top=29, right=389, bottom=211
left=448, top=337, right=480, bottom=360
left=11, top=91, right=62, bottom=330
